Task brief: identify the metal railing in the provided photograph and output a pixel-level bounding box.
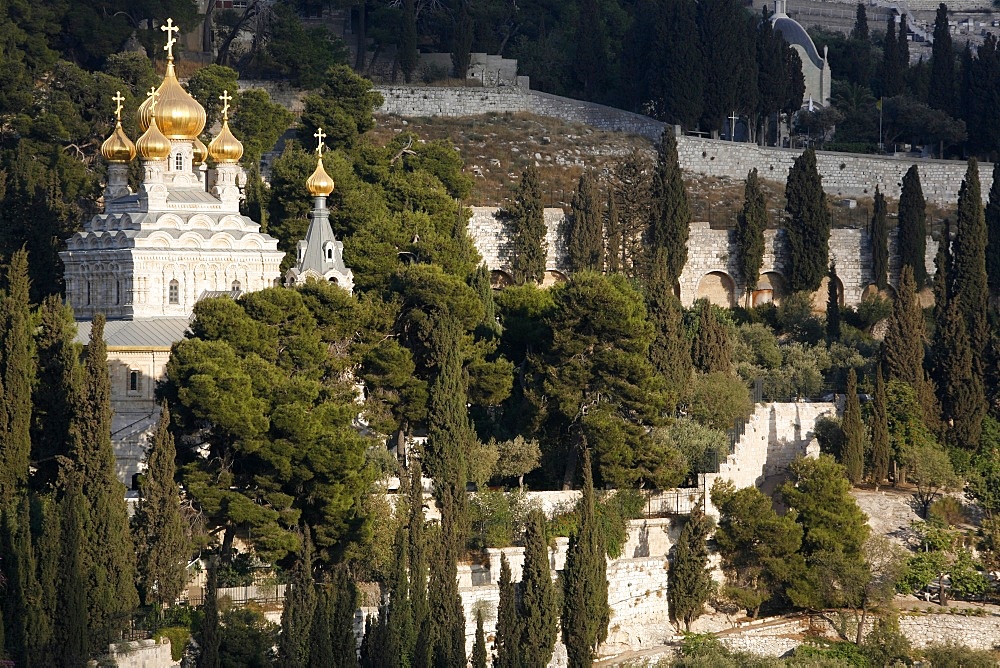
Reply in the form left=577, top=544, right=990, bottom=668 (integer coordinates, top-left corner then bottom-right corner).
left=644, top=489, right=703, bottom=516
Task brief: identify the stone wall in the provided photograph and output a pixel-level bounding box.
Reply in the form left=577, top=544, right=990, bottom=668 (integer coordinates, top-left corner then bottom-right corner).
left=468, top=206, right=569, bottom=285
left=108, top=637, right=177, bottom=668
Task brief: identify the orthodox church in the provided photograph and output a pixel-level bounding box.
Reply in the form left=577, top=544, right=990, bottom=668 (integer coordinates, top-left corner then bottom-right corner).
left=62, top=19, right=352, bottom=484
left=770, top=0, right=832, bottom=108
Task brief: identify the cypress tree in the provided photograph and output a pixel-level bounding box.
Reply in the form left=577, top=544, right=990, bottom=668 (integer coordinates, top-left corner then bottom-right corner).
left=427, top=485, right=465, bottom=667
left=134, top=405, right=189, bottom=611
left=937, top=295, right=983, bottom=449
left=870, top=187, right=889, bottom=290
left=471, top=609, right=487, bottom=668
left=883, top=15, right=902, bottom=97
left=784, top=148, right=830, bottom=293
left=521, top=509, right=558, bottom=666
left=199, top=563, right=220, bottom=668
left=574, top=0, right=607, bottom=100
left=647, top=130, right=690, bottom=284
left=842, top=369, right=865, bottom=484
left=360, top=607, right=388, bottom=668
left=985, top=160, right=1000, bottom=296
left=649, top=0, right=703, bottom=127
left=308, top=585, right=333, bottom=668
left=0, top=248, right=34, bottom=509
left=32, top=494, right=60, bottom=664
left=647, top=253, right=692, bottom=408
left=826, top=261, right=841, bottom=340
left=330, top=564, right=359, bottom=667
left=450, top=2, right=473, bottom=81
left=506, top=164, right=547, bottom=285
left=898, top=14, right=910, bottom=74
left=56, top=478, right=89, bottom=666
left=605, top=192, right=622, bottom=274
left=407, top=460, right=430, bottom=668
left=883, top=266, right=926, bottom=387
left=929, top=4, right=954, bottom=114
left=399, top=0, right=418, bottom=83
left=471, top=264, right=501, bottom=339
left=561, top=448, right=609, bottom=667
left=2, top=497, right=45, bottom=666
left=494, top=554, right=519, bottom=668
left=385, top=521, right=414, bottom=666
left=852, top=3, right=869, bottom=41
left=898, top=165, right=928, bottom=289
left=568, top=172, right=604, bottom=273
left=279, top=530, right=316, bottom=668
left=691, top=300, right=731, bottom=374
left=77, top=314, right=139, bottom=647
left=668, top=504, right=713, bottom=632
left=952, top=158, right=989, bottom=374
left=735, top=168, right=767, bottom=302
left=870, top=366, right=891, bottom=488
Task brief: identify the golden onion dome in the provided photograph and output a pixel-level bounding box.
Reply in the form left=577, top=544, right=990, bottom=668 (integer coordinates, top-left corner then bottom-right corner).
left=192, top=136, right=208, bottom=165
left=306, top=156, right=335, bottom=197
left=136, top=117, right=171, bottom=160
left=208, top=119, right=243, bottom=163
left=101, top=121, right=137, bottom=163
left=137, top=61, right=206, bottom=140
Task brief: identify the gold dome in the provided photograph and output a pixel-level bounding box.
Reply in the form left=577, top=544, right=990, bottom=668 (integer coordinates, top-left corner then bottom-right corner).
left=192, top=136, right=208, bottom=165
left=136, top=117, right=171, bottom=161
left=306, top=156, right=335, bottom=197
left=208, top=119, right=243, bottom=163
left=101, top=121, right=136, bottom=163
left=137, top=60, right=207, bottom=140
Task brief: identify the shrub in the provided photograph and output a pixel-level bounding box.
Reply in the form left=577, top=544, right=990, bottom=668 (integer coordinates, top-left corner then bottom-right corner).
left=920, top=641, right=997, bottom=667
left=846, top=293, right=892, bottom=330
left=154, top=627, right=190, bottom=662
left=684, top=373, right=752, bottom=431
left=928, top=496, right=966, bottom=527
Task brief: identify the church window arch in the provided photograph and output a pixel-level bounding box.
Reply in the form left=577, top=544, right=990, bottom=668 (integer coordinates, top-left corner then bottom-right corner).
left=86, top=281, right=91, bottom=306
left=324, top=242, right=334, bottom=261
left=168, top=279, right=179, bottom=305
left=175, top=153, right=183, bottom=171
left=232, top=280, right=241, bottom=291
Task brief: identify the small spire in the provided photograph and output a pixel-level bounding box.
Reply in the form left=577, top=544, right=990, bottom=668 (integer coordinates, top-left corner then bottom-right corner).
left=161, top=18, right=179, bottom=62
left=146, top=86, right=160, bottom=113
left=314, top=127, right=327, bottom=156
left=112, top=91, right=126, bottom=122
left=219, top=90, right=233, bottom=121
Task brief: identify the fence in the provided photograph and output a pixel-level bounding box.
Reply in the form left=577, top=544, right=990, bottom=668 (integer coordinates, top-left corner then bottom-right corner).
left=188, top=583, right=287, bottom=606
left=644, top=489, right=703, bottom=516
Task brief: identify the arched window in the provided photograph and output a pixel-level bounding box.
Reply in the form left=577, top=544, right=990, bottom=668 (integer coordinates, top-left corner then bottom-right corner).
left=329, top=277, right=338, bottom=285
left=175, top=153, right=183, bottom=171
left=325, top=243, right=334, bottom=261
left=115, top=280, right=121, bottom=305
left=168, top=279, right=179, bottom=305
left=232, top=280, right=241, bottom=291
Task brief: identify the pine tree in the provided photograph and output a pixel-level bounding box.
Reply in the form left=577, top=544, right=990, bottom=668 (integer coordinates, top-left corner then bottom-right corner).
left=56, top=478, right=89, bottom=666
left=399, top=0, right=418, bottom=83
left=883, top=15, right=902, bottom=97
left=692, top=300, right=731, bottom=374
left=986, top=160, right=1000, bottom=296
left=826, top=261, right=841, bottom=340
left=647, top=130, right=690, bottom=284
left=561, top=449, right=609, bottom=667
left=605, top=191, right=622, bottom=274
left=898, top=165, right=928, bottom=288
left=668, top=504, right=713, bottom=632
left=506, top=164, right=547, bottom=285
left=279, top=530, right=316, bottom=668
left=134, top=405, right=190, bottom=611
left=0, top=248, right=34, bottom=508
left=308, top=585, right=333, bottom=668
left=870, top=187, right=889, bottom=290
left=870, top=366, right=891, bottom=488
left=735, top=168, right=767, bottom=302
left=852, top=3, right=870, bottom=41
left=952, top=158, right=989, bottom=376
left=929, top=4, right=954, bottom=114
left=494, top=553, right=519, bottom=668
left=329, top=564, right=359, bottom=667
left=521, top=509, right=558, bottom=666
left=784, top=148, right=830, bottom=293
left=842, top=369, right=865, bottom=484
left=77, top=314, right=139, bottom=647
left=646, top=254, right=692, bottom=408
left=471, top=609, right=487, bottom=668
left=568, top=172, right=604, bottom=273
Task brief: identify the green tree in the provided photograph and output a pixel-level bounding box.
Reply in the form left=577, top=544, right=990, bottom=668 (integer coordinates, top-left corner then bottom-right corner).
left=647, top=130, right=690, bottom=283
left=2, top=497, right=46, bottom=666
left=506, top=164, right=547, bottom=285
left=308, top=585, right=333, bottom=668
left=56, top=478, right=89, bottom=666
left=186, top=65, right=239, bottom=132
left=883, top=14, right=903, bottom=97
left=521, top=509, right=558, bottom=665
left=735, top=168, right=766, bottom=302
left=842, top=369, right=865, bottom=484
left=471, top=609, right=487, bottom=668
left=668, top=504, right=714, bottom=632
left=870, top=366, right=891, bottom=488
left=561, top=448, right=609, bottom=667
left=646, top=257, right=692, bottom=408
left=265, top=4, right=346, bottom=89
left=494, top=553, right=519, bottom=668
left=852, top=3, right=870, bottom=41
left=329, top=565, right=359, bottom=667
left=936, top=295, right=984, bottom=449
left=568, top=172, right=604, bottom=273
left=898, top=165, right=928, bottom=288
left=231, top=88, right=294, bottom=167
left=299, top=65, right=384, bottom=151
left=399, top=0, right=418, bottom=83
left=494, top=436, right=542, bottom=489
left=133, top=405, right=190, bottom=611
left=784, top=148, right=830, bottom=293
left=573, top=0, right=607, bottom=100
left=0, top=249, right=34, bottom=508
left=986, top=160, right=1000, bottom=296
left=882, top=266, right=935, bottom=424
left=692, top=300, right=731, bottom=374
left=385, top=520, right=414, bottom=665
left=605, top=192, right=622, bottom=274
left=697, top=0, right=758, bottom=132
left=406, top=460, right=429, bottom=667
left=870, top=187, right=889, bottom=290
left=711, top=480, right=804, bottom=618
left=199, top=564, right=221, bottom=668
left=451, top=2, right=474, bottom=80
left=826, top=261, right=842, bottom=340
left=929, top=4, right=955, bottom=114
left=906, top=441, right=960, bottom=517
left=952, top=158, right=989, bottom=377
left=647, top=0, right=703, bottom=127
left=279, top=530, right=316, bottom=668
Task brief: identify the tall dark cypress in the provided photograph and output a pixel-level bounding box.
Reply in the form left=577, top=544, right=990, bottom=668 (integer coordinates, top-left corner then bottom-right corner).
left=427, top=485, right=465, bottom=667
left=561, top=449, right=609, bottom=667
left=735, top=168, right=767, bottom=301
left=668, top=504, right=713, bottom=632
left=450, top=2, right=473, bottom=80
left=647, top=130, right=690, bottom=284
left=870, top=366, right=891, bottom=488
left=399, top=0, right=418, bottom=83
left=520, top=510, right=558, bottom=666
left=574, top=0, right=607, bottom=100
left=56, top=478, right=89, bottom=666
left=330, top=564, right=359, bottom=668
left=0, top=248, right=34, bottom=508
left=826, top=261, right=842, bottom=340
left=691, top=300, right=731, bottom=374
left=77, top=314, right=139, bottom=647
left=605, top=192, right=622, bottom=274
left=647, top=253, right=692, bottom=408
left=985, top=160, right=1000, bottom=296
left=784, top=148, right=830, bottom=293
left=937, top=296, right=983, bottom=449
left=898, top=165, right=928, bottom=289
left=898, top=14, right=910, bottom=75
left=870, top=187, right=889, bottom=290
left=852, top=3, right=869, bottom=41
left=952, top=158, right=989, bottom=374
left=506, top=164, right=547, bottom=285
left=841, top=369, right=865, bottom=484
left=929, top=4, right=954, bottom=113
left=882, top=266, right=926, bottom=387
left=407, top=460, right=430, bottom=668
left=883, top=15, right=902, bottom=97
left=648, top=0, right=703, bottom=127
left=697, top=0, right=758, bottom=132
left=279, top=530, right=316, bottom=668
left=494, top=554, right=519, bottom=668
left=471, top=610, right=487, bottom=668
left=308, top=585, right=333, bottom=668
left=385, top=521, right=414, bottom=665
left=470, top=264, right=501, bottom=339
left=33, top=494, right=59, bottom=664
left=568, top=172, right=604, bottom=273
left=2, top=497, right=45, bottom=666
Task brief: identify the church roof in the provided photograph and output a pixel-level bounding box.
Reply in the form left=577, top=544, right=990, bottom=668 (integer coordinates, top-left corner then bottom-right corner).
left=772, top=14, right=825, bottom=70
left=297, top=208, right=349, bottom=278
left=75, top=317, right=192, bottom=348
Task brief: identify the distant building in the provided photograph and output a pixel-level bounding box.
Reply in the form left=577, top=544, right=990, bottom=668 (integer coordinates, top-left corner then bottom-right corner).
left=771, top=0, right=832, bottom=107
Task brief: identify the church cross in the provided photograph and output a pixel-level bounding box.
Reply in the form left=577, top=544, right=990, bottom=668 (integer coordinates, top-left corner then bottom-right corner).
left=728, top=110, right=739, bottom=141
left=147, top=86, right=160, bottom=113
left=112, top=91, right=126, bottom=121
left=219, top=90, right=233, bottom=121
left=314, top=128, right=327, bottom=156
left=161, top=18, right=179, bottom=60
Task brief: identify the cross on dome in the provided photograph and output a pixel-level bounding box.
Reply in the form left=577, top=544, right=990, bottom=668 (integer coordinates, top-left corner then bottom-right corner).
left=219, top=90, right=233, bottom=121
left=314, top=128, right=327, bottom=156
left=146, top=86, right=160, bottom=113
left=161, top=18, right=179, bottom=61
left=112, top=91, right=126, bottom=121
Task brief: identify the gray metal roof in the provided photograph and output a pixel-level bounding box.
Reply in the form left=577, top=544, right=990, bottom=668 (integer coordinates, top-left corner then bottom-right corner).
left=772, top=17, right=824, bottom=70
left=74, top=317, right=192, bottom=348
left=296, top=203, right=349, bottom=277
left=167, top=188, right=224, bottom=204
